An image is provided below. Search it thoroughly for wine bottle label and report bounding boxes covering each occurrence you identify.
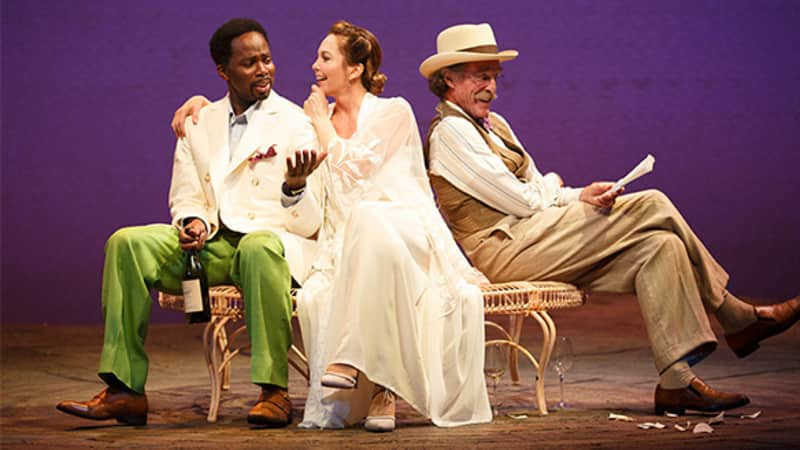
[182,279,204,313]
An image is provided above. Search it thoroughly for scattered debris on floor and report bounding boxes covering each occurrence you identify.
[674,421,691,432]
[637,422,666,429]
[608,413,635,422]
[606,410,763,436]
[693,423,714,434]
[740,410,762,419]
[708,411,725,425]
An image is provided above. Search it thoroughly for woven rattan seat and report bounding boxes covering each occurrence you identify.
[158,280,584,421]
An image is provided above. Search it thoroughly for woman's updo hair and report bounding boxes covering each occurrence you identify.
[329,20,387,95]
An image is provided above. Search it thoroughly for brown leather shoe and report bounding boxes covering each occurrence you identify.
[56,387,148,425]
[247,386,292,427]
[725,296,800,358]
[654,377,749,415]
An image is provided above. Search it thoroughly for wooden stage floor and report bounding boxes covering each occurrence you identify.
[2,293,798,449]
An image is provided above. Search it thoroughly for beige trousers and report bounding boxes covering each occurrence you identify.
[463,190,729,372]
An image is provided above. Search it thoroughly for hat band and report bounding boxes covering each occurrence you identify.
[459,44,499,54]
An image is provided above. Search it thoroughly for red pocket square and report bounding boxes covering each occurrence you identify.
[249,145,278,165]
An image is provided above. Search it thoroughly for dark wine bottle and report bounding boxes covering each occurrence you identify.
[183,249,211,323]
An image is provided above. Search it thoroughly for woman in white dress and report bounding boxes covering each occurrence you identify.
[292,20,491,432]
[169,20,491,432]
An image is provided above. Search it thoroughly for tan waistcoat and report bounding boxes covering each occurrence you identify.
[424,102,530,243]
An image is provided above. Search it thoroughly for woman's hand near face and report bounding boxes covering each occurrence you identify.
[303,85,329,124]
[171,95,212,138]
[303,84,338,154]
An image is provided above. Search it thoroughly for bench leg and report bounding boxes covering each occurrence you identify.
[203,316,229,423]
[484,337,542,416]
[529,311,557,416]
[507,315,525,385]
[218,326,231,391]
[288,345,309,382]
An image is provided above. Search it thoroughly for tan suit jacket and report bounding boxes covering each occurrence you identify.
[168,91,321,282]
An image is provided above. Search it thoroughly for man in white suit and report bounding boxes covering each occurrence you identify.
[57,18,323,428]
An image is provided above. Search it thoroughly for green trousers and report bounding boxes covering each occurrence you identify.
[97,224,293,393]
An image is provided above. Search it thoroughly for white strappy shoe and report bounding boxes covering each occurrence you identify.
[364,386,396,432]
[320,363,359,389]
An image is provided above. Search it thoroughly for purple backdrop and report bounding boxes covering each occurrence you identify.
[2,0,799,324]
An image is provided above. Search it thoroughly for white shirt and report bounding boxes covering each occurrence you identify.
[227,98,262,157]
[427,101,581,218]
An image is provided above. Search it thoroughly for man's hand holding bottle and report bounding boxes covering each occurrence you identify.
[179,218,207,250]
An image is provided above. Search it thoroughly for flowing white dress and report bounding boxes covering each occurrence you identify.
[297,93,491,428]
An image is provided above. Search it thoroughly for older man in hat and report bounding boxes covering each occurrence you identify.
[421,23,799,415]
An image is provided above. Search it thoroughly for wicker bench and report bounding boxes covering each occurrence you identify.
[157,286,308,422]
[158,281,584,422]
[481,281,586,415]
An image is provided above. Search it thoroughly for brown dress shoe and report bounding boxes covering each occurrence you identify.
[726,296,800,358]
[56,386,148,425]
[247,386,292,427]
[654,377,749,415]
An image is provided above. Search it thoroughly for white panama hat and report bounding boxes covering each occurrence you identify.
[419,23,518,79]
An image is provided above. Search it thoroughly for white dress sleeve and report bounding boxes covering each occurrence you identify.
[327,95,489,286]
[323,97,416,193]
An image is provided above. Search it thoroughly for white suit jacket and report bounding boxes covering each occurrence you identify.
[168,90,321,282]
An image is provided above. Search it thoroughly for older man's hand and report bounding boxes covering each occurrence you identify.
[579,182,623,209]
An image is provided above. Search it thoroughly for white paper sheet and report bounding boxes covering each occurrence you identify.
[611,154,655,193]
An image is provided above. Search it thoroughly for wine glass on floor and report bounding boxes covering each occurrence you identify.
[551,336,575,409]
[484,343,507,417]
